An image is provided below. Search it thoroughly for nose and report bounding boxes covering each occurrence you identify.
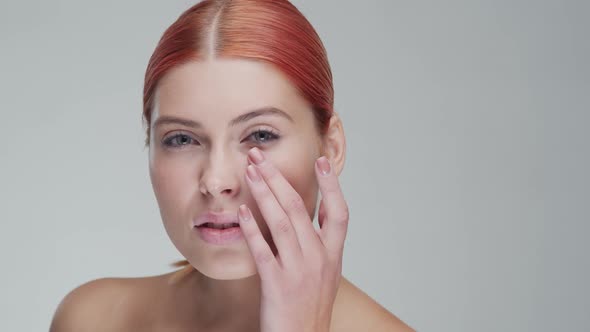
[199,146,241,199]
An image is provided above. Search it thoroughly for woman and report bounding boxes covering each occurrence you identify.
[50,0,414,331]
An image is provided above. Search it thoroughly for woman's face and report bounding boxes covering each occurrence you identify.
[148,58,324,280]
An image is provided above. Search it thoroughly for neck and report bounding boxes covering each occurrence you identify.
[166,265,261,331]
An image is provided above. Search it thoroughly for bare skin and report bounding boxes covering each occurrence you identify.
[49,58,415,331]
[50,269,415,332]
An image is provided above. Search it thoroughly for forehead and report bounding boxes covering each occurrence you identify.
[153,58,312,124]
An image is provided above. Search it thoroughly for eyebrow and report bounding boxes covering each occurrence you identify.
[153,106,294,129]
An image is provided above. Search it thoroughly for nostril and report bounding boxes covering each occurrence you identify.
[218,188,238,197]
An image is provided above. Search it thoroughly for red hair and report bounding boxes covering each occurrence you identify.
[143,0,334,146]
[142,0,335,269]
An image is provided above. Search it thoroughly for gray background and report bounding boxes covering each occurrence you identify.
[1,0,588,331]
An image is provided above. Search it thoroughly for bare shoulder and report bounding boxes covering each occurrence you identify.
[330,277,415,332]
[49,276,156,332]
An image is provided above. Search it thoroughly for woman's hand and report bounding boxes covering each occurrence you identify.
[238,147,349,332]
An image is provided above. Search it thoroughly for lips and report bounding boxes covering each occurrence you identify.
[193,211,240,228]
[199,222,239,229]
[193,211,243,245]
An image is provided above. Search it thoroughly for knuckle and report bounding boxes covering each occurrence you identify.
[324,181,341,195]
[276,216,292,233]
[342,204,350,221]
[335,206,350,227]
[254,250,274,265]
[286,196,306,214]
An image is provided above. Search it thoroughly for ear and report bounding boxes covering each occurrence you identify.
[320,111,346,176]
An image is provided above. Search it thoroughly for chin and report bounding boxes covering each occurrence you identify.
[188,252,259,280]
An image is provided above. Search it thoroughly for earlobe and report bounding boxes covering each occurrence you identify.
[321,111,346,176]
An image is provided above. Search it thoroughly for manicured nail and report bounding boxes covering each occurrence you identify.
[316,156,331,175]
[246,164,261,182]
[249,147,265,165]
[239,204,250,221]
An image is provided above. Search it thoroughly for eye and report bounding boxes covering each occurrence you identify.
[162,133,199,148]
[246,128,280,144]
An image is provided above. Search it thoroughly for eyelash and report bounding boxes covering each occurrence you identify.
[162,128,280,149]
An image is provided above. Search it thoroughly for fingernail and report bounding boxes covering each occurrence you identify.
[239,204,250,221]
[246,164,261,182]
[249,147,265,165]
[316,156,331,175]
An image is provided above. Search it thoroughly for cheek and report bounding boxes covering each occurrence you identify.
[266,136,322,212]
[272,154,320,217]
[149,155,196,216]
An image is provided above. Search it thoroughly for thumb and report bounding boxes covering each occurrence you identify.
[317,198,327,229]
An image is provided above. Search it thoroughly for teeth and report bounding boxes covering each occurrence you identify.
[205,223,239,229]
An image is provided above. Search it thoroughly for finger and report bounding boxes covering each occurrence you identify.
[315,156,349,256]
[248,147,322,258]
[238,204,279,280]
[317,198,327,229]
[245,163,302,267]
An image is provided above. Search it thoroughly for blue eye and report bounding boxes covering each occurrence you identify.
[163,133,198,148]
[162,129,279,149]
[247,129,279,144]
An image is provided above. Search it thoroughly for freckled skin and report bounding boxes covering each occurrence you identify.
[148,58,324,280]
